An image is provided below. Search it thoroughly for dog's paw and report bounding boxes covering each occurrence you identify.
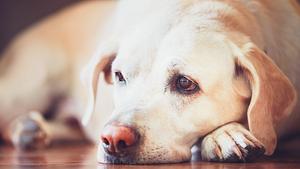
[10,111,50,150]
[200,123,265,162]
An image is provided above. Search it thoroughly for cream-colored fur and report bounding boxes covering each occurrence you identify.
[0,0,300,164]
[0,1,115,146]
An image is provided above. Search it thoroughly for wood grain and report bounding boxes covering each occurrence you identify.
[0,142,300,169]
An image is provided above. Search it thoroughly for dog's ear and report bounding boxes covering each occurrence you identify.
[235,43,297,155]
[90,53,116,87]
[81,52,116,126]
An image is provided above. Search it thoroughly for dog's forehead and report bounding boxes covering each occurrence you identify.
[111,0,185,74]
[114,25,234,83]
[112,2,235,81]
[113,17,173,76]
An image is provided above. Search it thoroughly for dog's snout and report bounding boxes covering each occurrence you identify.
[101,122,140,155]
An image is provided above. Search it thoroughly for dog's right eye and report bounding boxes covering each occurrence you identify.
[115,71,126,84]
[173,75,200,95]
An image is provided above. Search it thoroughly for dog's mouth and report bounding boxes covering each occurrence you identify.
[98,145,191,164]
[101,154,189,165]
[102,154,138,164]
[98,122,193,164]
[98,141,139,164]
[100,146,138,164]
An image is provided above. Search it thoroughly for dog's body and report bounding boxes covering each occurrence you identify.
[0,0,300,164]
[0,0,115,146]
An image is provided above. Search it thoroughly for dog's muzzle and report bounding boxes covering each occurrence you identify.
[100,122,140,164]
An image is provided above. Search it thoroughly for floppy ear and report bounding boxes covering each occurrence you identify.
[81,52,116,126]
[235,43,297,155]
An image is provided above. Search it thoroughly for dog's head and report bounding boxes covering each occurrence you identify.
[82,1,297,164]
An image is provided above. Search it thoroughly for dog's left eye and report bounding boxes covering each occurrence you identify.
[115,71,126,84]
[175,75,199,94]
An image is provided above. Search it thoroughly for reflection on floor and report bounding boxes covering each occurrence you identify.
[0,140,300,169]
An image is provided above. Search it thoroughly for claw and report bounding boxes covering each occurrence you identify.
[214,146,223,160]
[201,123,265,162]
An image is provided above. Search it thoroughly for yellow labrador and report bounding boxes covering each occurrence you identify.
[1,0,300,164]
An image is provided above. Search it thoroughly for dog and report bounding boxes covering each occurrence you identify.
[1,0,300,164]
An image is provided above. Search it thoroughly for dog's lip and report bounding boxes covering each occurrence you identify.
[99,142,135,162]
[103,149,128,158]
[100,153,137,164]
[99,146,192,164]
[99,154,190,165]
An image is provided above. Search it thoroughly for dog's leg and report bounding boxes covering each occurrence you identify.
[4,111,87,150]
[0,40,68,134]
[200,122,265,162]
[0,40,73,147]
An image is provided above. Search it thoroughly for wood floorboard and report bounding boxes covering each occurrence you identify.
[0,142,300,169]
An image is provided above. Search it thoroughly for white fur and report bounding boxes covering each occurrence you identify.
[0,0,299,164]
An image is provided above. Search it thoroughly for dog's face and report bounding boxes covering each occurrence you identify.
[96,27,251,164]
[84,1,296,164]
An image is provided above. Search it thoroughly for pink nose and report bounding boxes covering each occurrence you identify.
[101,123,139,154]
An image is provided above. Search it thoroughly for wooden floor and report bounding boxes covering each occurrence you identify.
[1,141,300,169]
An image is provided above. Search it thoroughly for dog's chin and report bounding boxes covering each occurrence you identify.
[97,145,191,164]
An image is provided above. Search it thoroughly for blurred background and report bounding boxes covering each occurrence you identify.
[0,0,80,54]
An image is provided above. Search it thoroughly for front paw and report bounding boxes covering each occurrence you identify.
[10,111,50,150]
[201,123,265,162]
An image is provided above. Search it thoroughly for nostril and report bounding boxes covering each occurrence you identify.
[101,136,116,154]
[117,140,127,150]
[101,137,110,146]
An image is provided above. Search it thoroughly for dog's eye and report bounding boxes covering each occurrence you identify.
[115,71,126,84]
[175,75,199,94]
